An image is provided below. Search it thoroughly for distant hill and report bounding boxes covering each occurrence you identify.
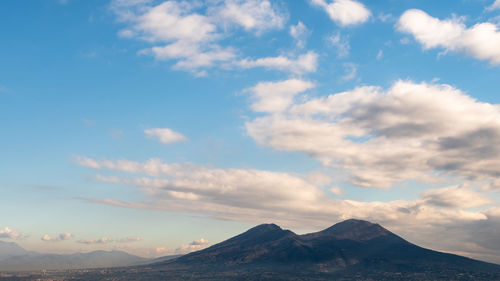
[0,241,28,260]
[0,242,149,271]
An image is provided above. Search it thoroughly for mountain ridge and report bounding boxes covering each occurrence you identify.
[144,219,500,280]
[0,242,149,272]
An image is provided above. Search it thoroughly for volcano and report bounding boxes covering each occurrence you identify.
[147,219,500,280]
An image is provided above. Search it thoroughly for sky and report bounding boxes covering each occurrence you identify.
[1,0,500,263]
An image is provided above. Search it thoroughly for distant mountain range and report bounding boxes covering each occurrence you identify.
[0,240,150,271]
[2,219,500,280]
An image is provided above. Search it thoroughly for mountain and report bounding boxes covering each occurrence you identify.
[144,219,500,280]
[0,241,28,260]
[0,242,149,271]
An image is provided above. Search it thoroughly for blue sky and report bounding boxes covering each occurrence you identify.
[2,0,500,262]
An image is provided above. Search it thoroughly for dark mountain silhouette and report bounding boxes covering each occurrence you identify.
[145,219,500,280]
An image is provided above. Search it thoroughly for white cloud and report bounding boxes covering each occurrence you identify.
[378,13,393,23]
[41,234,53,242]
[77,157,325,214]
[246,80,500,189]
[145,128,187,144]
[236,51,319,74]
[245,79,315,113]
[311,0,371,26]
[307,172,332,186]
[176,238,209,254]
[113,1,235,72]
[290,21,310,48]
[376,49,383,60]
[112,0,287,73]
[118,1,216,43]
[329,186,344,196]
[397,9,500,65]
[0,227,23,240]
[341,63,357,81]
[487,0,500,11]
[41,232,73,242]
[328,32,350,57]
[59,232,73,240]
[209,0,286,33]
[77,237,114,245]
[75,156,491,227]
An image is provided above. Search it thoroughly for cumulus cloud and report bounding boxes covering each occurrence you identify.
[112,0,286,73]
[176,238,209,254]
[41,232,73,242]
[246,80,500,189]
[290,21,310,48]
[0,227,23,240]
[145,128,187,144]
[245,79,315,113]
[397,9,500,65]
[118,1,236,73]
[209,0,286,33]
[311,0,371,26]
[236,51,318,74]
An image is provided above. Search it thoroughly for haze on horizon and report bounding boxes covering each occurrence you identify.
[1,0,500,266]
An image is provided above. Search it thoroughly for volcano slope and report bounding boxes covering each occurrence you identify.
[142,219,500,280]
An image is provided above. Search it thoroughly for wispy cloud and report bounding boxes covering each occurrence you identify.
[486,0,500,11]
[76,236,141,245]
[235,51,318,74]
[77,237,114,245]
[341,63,357,81]
[41,232,73,242]
[328,32,350,58]
[289,21,310,49]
